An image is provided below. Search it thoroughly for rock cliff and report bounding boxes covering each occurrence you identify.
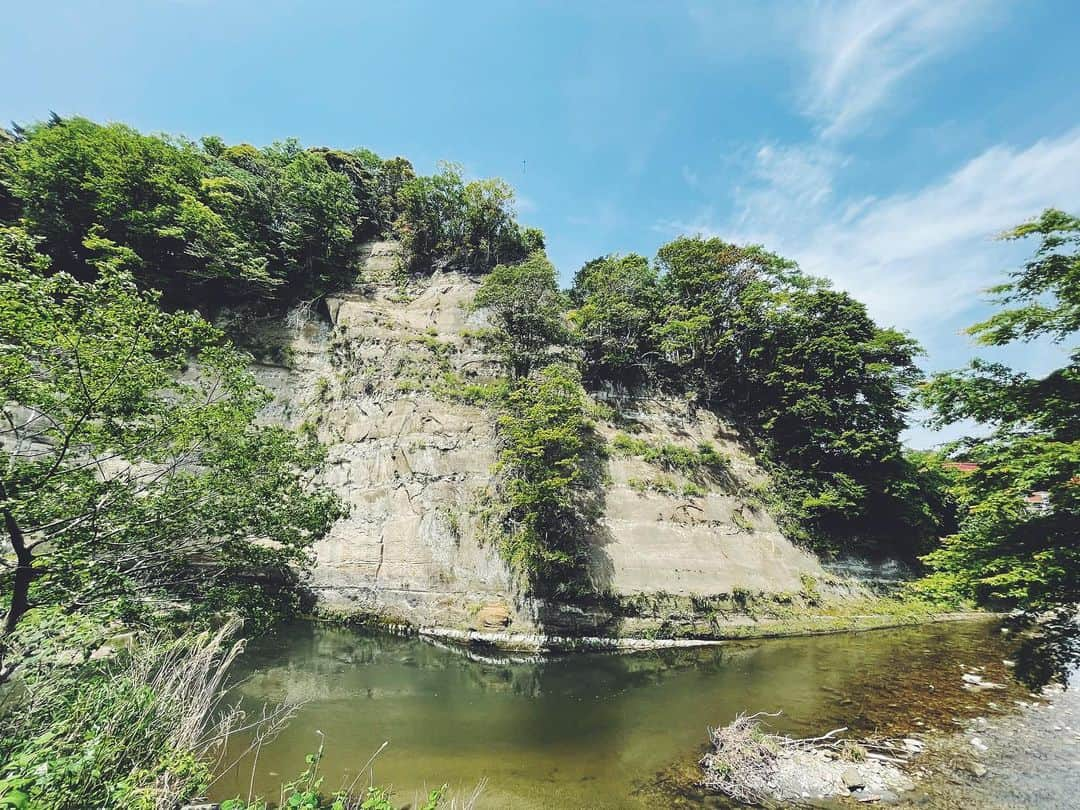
[248,242,829,636]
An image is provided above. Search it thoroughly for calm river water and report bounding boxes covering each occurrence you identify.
[213,620,1021,808]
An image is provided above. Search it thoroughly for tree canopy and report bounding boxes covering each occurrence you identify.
[0,226,343,680]
[569,237,928,555]
[0,117,538,311]
[917,209,1079,608]
[474,250,571,378]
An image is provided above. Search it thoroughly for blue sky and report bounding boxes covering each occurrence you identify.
[3,1,1078,446]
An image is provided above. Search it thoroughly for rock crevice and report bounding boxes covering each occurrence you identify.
[249,243,830,634]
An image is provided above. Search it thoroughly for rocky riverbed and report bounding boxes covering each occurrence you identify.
[896,673,1079,809]
[696,650,1078,807]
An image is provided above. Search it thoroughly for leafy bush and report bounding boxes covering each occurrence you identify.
[0,622,243,810]
[219,745,446,810]
[489,364,604,589]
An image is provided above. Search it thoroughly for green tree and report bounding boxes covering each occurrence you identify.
[7,117,272,300]
[570,236,930,556]
[918,209,1079,608]
[569,253,659,380]
[751,287,923,550]
[0,229,343,681]
[491,363,602,589]
[473,251,571,378]
[652,238,798,400]
[3,117,436,308]
[0,128,18,221]
[394,163,535,273]
[272,148,359,295]
[461,176,533,270]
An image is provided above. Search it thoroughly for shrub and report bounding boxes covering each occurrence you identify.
[0,622,245,810]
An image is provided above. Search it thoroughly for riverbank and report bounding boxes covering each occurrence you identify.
[315,595,990,652]
[897,674,1079,809]
[416,610,990,652]
[689,628,1078,808]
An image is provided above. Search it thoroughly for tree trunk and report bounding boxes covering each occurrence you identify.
[0,478,31,642]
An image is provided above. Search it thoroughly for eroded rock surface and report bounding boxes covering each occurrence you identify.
[249,242,830,634]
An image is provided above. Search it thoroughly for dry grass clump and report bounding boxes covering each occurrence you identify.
[699,712,785,804]
[700,712,916,805]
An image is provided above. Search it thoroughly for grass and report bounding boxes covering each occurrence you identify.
[627,475,708,499]
[611,433,730,480]
[607,588,975,642]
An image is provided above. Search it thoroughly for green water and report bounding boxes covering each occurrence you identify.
[214,621,1018,808]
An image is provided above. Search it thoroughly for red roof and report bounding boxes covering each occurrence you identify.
[944,461,980,473]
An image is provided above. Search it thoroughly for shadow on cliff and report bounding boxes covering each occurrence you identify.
[525,425,620,638]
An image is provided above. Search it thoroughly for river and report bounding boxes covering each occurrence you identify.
[213,620,1027,808]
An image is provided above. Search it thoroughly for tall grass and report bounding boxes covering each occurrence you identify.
[0,620,260,809]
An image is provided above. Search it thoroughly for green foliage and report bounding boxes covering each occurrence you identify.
[433,373,510,406]
[610,433,651,456]
[798,573,822,606]
[473,251,570,378]
[967,209,1079,345]
[394,162,539,273]
[1,116,537,310]
[0,623,238,810]
[748,287,924,553]
[569,253,659,379]
[917,210,1079,609]
[8,117,273,302]
[0,233,343,676]
[626,475,704,498]
[651,238,799,399]
[610,433,729,481]
[219,743,445,810]
[569,236,928,557]
[491,363,603,589]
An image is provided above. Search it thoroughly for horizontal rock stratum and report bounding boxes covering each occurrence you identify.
[249,241,835,636]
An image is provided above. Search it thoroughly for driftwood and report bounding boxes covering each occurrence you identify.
[700,712,918,805]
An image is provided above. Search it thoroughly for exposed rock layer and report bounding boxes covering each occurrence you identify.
[250,242,829,635]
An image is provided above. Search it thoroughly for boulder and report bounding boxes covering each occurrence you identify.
[842,766,866,790]
[474,602,512,630]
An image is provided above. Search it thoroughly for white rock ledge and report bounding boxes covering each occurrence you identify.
[418,626,724,652]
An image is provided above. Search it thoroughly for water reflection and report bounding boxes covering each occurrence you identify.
[1007,608,1080,690]
[216,621,1021,808]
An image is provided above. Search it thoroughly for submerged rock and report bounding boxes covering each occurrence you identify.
[843,766,867,789]
[966,761,989,778]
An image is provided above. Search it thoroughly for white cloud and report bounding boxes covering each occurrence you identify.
[660,130,1080,446]
[800,0,999,139]
[733,142,846,231]
[799,130,1080,329]
[679,129,1080,337]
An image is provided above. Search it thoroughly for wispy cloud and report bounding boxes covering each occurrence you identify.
[794,130,1080,329]
[732,142,846,230]
[664,128,1080,333]
[659,128,1080,447]
[800,0,999,139]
